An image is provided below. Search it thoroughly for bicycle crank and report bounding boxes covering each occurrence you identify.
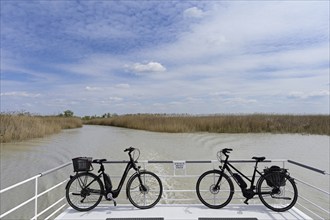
[107,193,117,206]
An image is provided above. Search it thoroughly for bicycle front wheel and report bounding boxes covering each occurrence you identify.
[126,171,163,209]
[196,170,234,209]
[66,172,104,211]
[257,172,298,212]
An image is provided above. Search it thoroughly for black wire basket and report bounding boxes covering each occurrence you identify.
[72,157,93,172]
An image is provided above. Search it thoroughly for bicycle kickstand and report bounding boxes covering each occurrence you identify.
[107,193,117,206]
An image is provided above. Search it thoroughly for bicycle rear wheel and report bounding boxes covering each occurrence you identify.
[126,171,163,209]
[66,172,104,211]
[257,172,298,212]
[196,170,234,209]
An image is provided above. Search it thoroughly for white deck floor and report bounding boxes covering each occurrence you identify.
[55,204,312,220]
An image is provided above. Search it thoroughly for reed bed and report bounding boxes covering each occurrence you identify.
[0,113,82,143]
[85,114,330,135]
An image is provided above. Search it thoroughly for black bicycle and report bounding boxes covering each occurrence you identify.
[196,148,298,212]
[65,147,163,211]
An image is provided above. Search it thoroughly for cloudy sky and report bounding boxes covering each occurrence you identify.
[1,1,329,116]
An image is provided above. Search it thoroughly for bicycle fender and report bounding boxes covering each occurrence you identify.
[65,175,74,189]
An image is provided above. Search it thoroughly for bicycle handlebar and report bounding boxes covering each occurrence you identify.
[222,148,233,154]
[124,147,136,153]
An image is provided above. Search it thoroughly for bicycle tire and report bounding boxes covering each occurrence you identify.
[257,172,298,212]
[196,170,234,209]
[66,172,104,211]
[126,171,163,209]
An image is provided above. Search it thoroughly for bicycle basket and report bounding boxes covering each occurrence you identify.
[264,165,286,187]
[72,157,93,172]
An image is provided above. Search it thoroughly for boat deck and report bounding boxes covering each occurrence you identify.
[55,204,312,220]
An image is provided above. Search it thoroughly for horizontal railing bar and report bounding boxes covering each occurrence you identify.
[186,160,213,163]
[288,160,327,175]
[102,159,279,164]
[32,197,66,220]
[295,178,330,195]
[221,160,272,163]
[0,174,40,194]
[45,204,67,220]
[162,199,196,201]
[298,194,330,214]
[0,193,36,219]
[163,190,196,192]
[1,162,71,194]
[37,179,68,198]
[296,201,324,220]
[148,161,175,163]
[40,162,72,176]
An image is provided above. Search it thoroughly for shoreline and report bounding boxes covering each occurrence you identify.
[84,114,330,136]
[1,113,329,143]
[0,114,82,143]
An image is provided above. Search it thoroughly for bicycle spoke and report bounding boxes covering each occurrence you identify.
[66,173,103,211]
[196,170,234,209]
[258,173,298,212]
[127,171,162,209]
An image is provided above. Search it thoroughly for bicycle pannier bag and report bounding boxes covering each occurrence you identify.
[72,157,92,172]
[263,165,286,187]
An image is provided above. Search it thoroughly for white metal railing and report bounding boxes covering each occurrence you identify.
[286,160,330,219]
[0,162,71,220]
[0,159,329,220]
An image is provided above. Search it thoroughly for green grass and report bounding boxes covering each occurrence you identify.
[84,114,330,135]
[0,113,82,143]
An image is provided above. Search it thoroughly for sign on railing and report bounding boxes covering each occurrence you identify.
[173,161,186,176]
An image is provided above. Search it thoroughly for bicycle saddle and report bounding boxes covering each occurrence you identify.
[252,156,266,162]
[93,159,107,163]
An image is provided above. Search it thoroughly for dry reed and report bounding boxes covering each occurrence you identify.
[85,114,330,135]
[0,113,82,143]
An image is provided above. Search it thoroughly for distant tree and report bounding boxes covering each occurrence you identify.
[63,110,74,117]
[82,116,91,120]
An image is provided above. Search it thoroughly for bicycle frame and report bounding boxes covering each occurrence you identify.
[77,154,144,200]
[215,151,271,204]
[220,160,263,190]
[104,160,139,198]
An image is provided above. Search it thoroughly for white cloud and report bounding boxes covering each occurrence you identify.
[223,98,257,105]
[184,7,204,18]
[131,62,166,74]
[288,90,330,99]
[115,83,130,89]
[85,86,102,91]
[63,54,125,76]
[0,91,41,98]
[1,1,328,115]
[109,96,123,101]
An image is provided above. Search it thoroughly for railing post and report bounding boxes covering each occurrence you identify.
[34,176,38,220]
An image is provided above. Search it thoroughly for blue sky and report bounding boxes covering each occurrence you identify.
[1,1,329,116]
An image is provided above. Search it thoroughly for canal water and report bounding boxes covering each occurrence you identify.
[1,125,329,219]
